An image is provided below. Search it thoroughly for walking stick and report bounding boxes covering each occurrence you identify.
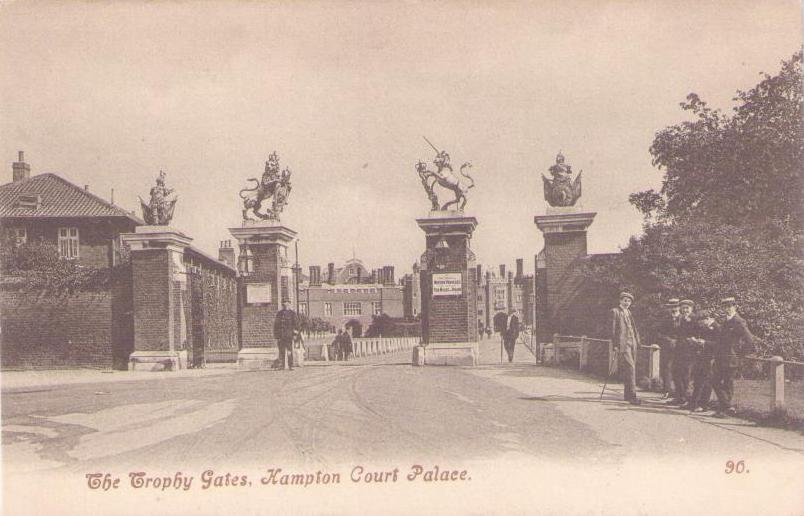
[600,350,619,401]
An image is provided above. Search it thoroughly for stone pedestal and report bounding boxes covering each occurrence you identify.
[534,210,596,336]
[415,211,479,366]
[121,226,193,371]
[229,221,297,369]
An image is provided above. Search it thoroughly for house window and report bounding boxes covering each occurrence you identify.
[6,227,26,246]
[58,227,79,259]
[344,302,361,316]
[372,301,382,316]
[324,302,332,316]
[299,302,308,316]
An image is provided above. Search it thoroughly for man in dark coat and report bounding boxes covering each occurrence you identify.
[656,298,681,399]
[712,297,756,418]
[341,329,354,361]
[687,315,717,412]
[669,299,695,406]
[503,309,520,363]
[273,300,297,370]
[610,291,641,405]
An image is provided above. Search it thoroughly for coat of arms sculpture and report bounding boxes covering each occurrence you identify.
[542,152,582,207]
[139,170,177,225]
[416,137,475,211]
[240,151,293,222]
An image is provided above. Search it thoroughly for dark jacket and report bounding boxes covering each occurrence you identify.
[656,315,681,351]
[273,308,297,342]
[716,314,755,366]
[675,316,697,361]
[505,314,520,342]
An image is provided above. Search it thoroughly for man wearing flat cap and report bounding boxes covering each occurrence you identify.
[610,291,641,405]
[656,298,681,399]
[712,297,756,418]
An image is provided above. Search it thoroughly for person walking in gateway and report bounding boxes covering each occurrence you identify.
[610,291,641,405]
[273,300,297,370]
[503,308,520,363]
[330,329,342,362]
[712,297,756,418]
[341,328,354,361]
[656,298,681,399]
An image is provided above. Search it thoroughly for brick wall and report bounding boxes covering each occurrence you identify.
[239,243,281,348]
[0,266,133,370]
[419,244,478,344]
[131,249,171,351]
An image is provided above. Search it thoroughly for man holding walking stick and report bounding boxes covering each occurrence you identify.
[609,291,642,405]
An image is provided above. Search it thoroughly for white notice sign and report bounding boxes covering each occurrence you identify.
[246,283,272,304]
[432,272,462,296]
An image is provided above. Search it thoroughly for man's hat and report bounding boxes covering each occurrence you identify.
[679,299,694,307]
[720,296,737,305]
[665,298,680,307]
[619,291,634,301]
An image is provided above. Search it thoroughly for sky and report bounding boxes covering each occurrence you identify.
[1,1,800,276]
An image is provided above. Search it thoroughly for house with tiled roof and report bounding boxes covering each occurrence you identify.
[0,152,142,268]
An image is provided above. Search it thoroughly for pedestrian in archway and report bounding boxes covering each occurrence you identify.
[503,308,520,363]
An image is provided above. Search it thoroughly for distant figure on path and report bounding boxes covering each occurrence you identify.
[610,292,641,405]
[341,329,354,361]
[503,309,520,363]
[273,300,297,370]
[330,330,342,361]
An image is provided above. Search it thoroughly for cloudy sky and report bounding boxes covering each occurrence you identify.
[1,1,800,275]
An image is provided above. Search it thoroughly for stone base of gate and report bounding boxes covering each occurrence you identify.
[416,342,478,366]
[237,347,279,369]
[128,350,188,371]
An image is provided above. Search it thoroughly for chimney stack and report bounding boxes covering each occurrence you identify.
[383,266,395,285]
[12,151,30,182]
[218,240,235,268]
[499,264,506,278]
[516,258,523,279]
[309,265,321,286]
[327,262,336,285]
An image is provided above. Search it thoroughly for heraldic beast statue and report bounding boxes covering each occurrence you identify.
[543,152,582,207]
[240,151,292,222]
[139,170,177,225]
[416,137,475,211]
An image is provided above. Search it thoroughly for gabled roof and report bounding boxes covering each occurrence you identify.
[0,173,143,224]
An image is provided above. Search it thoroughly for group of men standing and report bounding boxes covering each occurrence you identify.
[611,292,756,417]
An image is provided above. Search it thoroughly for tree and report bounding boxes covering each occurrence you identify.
[587,52,804,360]
[633,52,802,226]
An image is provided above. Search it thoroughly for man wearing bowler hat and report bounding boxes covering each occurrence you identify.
[610,291,641,405]
[712,297,756,418]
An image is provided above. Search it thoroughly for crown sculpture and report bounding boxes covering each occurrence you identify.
[240,151,293,221]
[542,152,582,207]
[416,136,475,211]
[139,170,177,225]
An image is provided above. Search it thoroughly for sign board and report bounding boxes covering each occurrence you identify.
[432,272,462,297]
[246,282,272,304]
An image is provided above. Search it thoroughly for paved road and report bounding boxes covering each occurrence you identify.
[3,339,804,515]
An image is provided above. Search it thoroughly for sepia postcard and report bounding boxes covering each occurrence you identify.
[1,1,802,514]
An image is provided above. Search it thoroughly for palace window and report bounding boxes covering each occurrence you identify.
[299,302,308,316]
[344,302,362,316]
[372,301,382,316]
[58,227,79,259]
[324,302,332,316]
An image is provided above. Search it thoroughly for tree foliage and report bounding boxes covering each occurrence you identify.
[1,240,120,295]
[633,52,802,225]
[589,52,804,360]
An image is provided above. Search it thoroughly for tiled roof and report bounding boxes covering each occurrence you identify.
[0,173,143,223]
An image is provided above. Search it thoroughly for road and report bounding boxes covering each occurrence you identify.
[3,339,804,515]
